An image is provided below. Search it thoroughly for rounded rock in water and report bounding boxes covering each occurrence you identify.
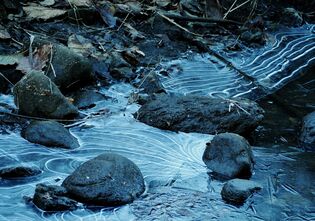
[62,153,145,206]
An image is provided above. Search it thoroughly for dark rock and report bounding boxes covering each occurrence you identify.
[202,133,254,179]
[299,111,315,151]
[0,166,41,179]
[21,120,79,149]
[135,94,264,135]
[33,184,77,211]
[33,38,94,92]
[240,29,266,45]
[136,72,165,94]
[110,67,136,82]
[62,153,145,206]
[281,8,304,27]
[13,71,79,119]
[221,179,262,204]
[69,90,107,109]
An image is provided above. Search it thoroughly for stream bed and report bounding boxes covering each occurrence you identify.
[0,24,315,220]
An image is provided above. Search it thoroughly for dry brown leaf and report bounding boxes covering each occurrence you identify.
[23,5,66,20]
[40,0,55,6]
[16,44,52,73]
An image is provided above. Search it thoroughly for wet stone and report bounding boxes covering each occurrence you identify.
[21,120,79,149]
[0,166,41,179]
[202,133,254,179]
[62,153,145,206]
[299,111,315,151]
[221,179,262,205]
[13,71,79,119]
[136,93,264,135]
[33,183,78,212]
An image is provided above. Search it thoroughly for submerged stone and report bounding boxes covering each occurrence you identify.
[0,166,41,179]
[221,179,262,204]
[62,153,145,206]
[202,133,254,179]
[299,111,315,151]
[21,120,79,149]
[136,94,264,135]
[33,184,78,211]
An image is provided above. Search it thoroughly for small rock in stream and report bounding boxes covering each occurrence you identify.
[221,179,262,205]
[62,153,145,206]
[69,89,107,110]
[0,166,41,179]
[135,93,264,135]
[202,133,254,179]
[33,184,78,211]
[299,111,315,151]
[21,120,79,149]
[13,71,79,119]
[281,8,304,27]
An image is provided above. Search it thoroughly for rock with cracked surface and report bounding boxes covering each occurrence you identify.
[136,93,264,135]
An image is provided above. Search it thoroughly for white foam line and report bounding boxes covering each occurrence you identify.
[260,45,315,81]
[252,41,315,78]
[272,56,315,89]
[242,34,309,68]
[244,36,315,73]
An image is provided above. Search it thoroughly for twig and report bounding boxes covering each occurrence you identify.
[157,12,203,37]
[0,72,14,86]
[117,12,130,31]
[223,0,238,19]
[159,12,242,26]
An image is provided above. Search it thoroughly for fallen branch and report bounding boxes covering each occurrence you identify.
[157,12,203,37]
[158,12,242,26]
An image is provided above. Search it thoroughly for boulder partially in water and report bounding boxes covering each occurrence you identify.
[221,179,262,205]
[22,120,79,149]
[33,184,78,211]
[13,71,79,119]
[135,94,264,135]
[62,153,145,206]
[281,8,304,27]
[0,166,41,179]
[299,111,315,151]
[202,133,254,179]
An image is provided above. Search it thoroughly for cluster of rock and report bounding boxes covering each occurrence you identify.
[0,37,146,211]
[33,153,145,211]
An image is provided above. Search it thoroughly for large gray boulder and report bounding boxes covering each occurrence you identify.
[21,121,79,149]
[221,179,262,204]
[135,94,264,135]
[299,111,315,151]
[33,184,78,211]
[202,133,254,179]
[62,153,145,206]
[13,71,79,119]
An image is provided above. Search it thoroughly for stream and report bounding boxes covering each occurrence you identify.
[0,24,315,220]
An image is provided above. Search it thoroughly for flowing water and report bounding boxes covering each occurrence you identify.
[0,24,315,220]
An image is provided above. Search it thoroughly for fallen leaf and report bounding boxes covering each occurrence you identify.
[68,34,95,55]
[68,0,92,7]
[0,54,23,66]
[16,44,52,73]
[23,5,67,20]
[40,0,55,6]
[124,23,145,40]
[0,25,11,39]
